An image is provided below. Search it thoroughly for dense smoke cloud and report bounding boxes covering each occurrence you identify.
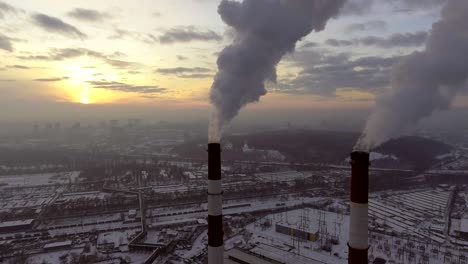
[209,0,345,142]
[357,0,468,150]
[342,0,446,15]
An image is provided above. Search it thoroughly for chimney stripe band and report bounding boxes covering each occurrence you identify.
[349,202,369,249]
[350,152,369,204]
[348,245,368,263]
[208,246,223,264]
[208,195,223,216]
[208,179,222,193]
[208,214,223,247]
[207,191,223,195]
[208,143,221,181]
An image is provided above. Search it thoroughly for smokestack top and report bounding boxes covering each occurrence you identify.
[208,143,221,181]
[350,150,369,204]
[350,151,370,165]
[208,142,221,148]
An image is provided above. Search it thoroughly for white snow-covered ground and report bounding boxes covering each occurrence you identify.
[255,171,311,183]
[0,171,81,187]
[0,192,55,209]
[46,222,141,237]
[144,230,164,244]
[175,229,207,260]
[148,195,326,223]
[59,191,110,202]
[246,208,349,264]
[245,206,468,264]
[24,248,150,264]
[40,213,123,228]
[97,229,137,248]
[25,248,84,264]
[449,188,468,248]
[369,188,453,244]
[344,152,398,163]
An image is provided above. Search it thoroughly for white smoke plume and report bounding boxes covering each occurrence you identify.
[209,0,346,143]
[357,0,468,150]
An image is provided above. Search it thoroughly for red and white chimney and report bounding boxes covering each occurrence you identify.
[208,143,223,263]
[348,151,369,264]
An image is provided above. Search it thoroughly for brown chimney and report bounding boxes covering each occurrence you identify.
[348,151,369,264]
[208,143,223,263]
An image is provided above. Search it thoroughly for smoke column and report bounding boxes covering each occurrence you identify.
[209,0,346,143]
[357,0,468,150]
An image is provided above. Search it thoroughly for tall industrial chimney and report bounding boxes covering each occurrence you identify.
[348,151,369,264]
[207,143,223,263]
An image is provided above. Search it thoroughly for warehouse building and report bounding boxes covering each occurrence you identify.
[0,219,35,233]
[275,222,319,241]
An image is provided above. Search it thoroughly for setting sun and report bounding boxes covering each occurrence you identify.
[79,96,91,105]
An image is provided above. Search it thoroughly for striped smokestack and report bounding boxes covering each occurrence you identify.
[207,143,223,263]
[348,151,369,264]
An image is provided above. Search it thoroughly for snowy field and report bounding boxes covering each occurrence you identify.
[22,247,150,264]
[40,212,123,229]
[0,171,81,187]
[369,188,453,244]
[255,171,311,183]
[46,222,141,237]
[58,191,111,202]
[450,188,468,249]
[147,195,327,223]
[174,229,207,260]
[244,207,468,264]
[0,192,55,209]
[25,248,84,264]
[246,208,349,264]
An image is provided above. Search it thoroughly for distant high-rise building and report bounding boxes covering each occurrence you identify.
[128,118,141,128]
[72,122,81,131]
[54,122,61,131]
[99,121,108,128]
[183,130,191,143]
[110,120,119,127]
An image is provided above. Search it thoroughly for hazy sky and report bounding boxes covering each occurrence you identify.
[0,0,465,123]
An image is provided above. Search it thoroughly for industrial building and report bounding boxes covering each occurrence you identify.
[455,221,468,240]
[275,222,319,242]
[43,241,72,252]
[97,232,129,253]
[225,248,274,264]
[0,219,35,233]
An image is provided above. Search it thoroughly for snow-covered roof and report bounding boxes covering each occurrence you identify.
[460,219,468,233]
[183,171,196,179]
[43,240,72,249]
[197,219,208,225]
[150,218,200,228]
[276,221,318,234]
[97,232,129,247]
[0,219,34,228]
[251,243,323,264]
[225,248,273,264]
